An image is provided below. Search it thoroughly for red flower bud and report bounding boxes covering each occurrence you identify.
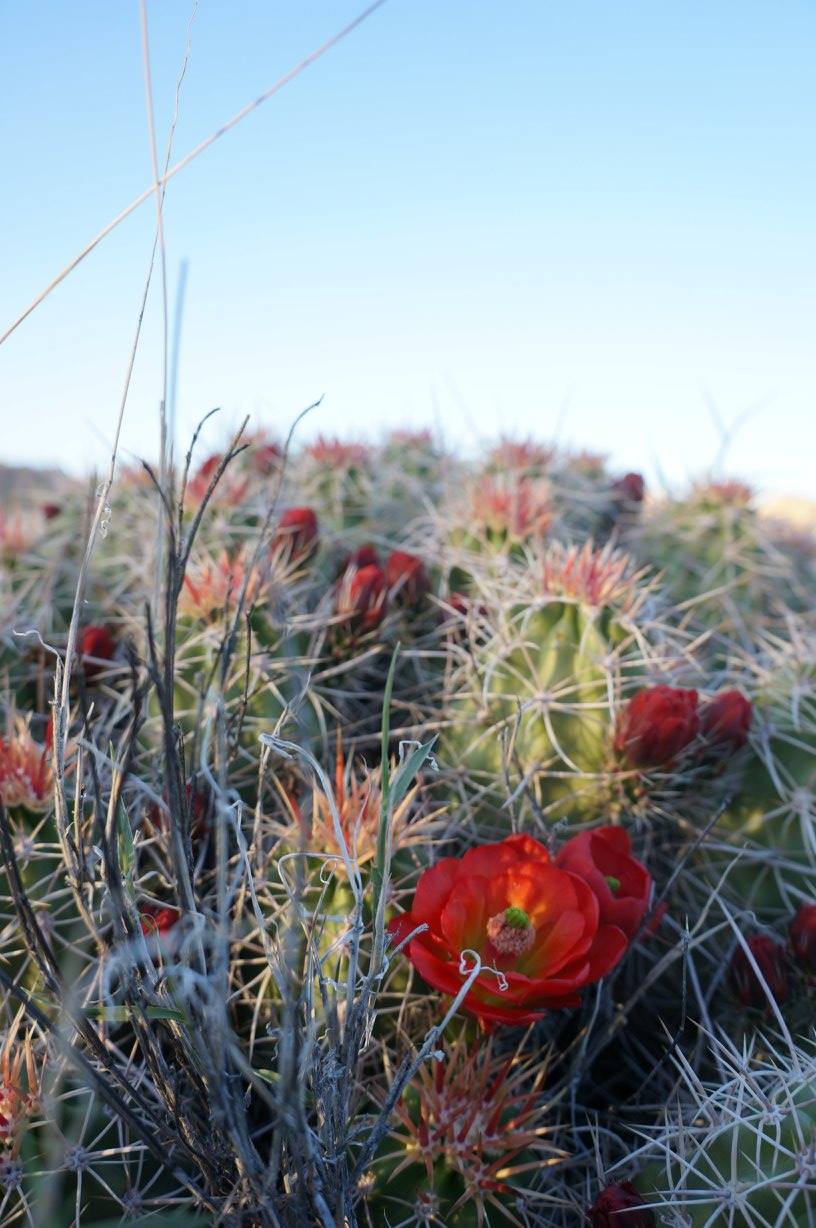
[589,1181,655,1227]
[729,935,789,1008]
[612,473,646,505]
[274,507,318,561]
[252,441,282,475]
[447,591,471,617]
[194,452,221,482]
[789,904,816,973]
[384,549,429,606]
[555,826,653,941]
[140,905,180,936]
[42,503,62,521]
[186,452,248,506]
[337,544,380,577]
[700,689,752,750]
[336,564,387,632]
[79,625,116,681]
[614,686,699,769]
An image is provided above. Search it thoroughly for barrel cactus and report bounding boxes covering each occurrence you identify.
[441,541,676,825]
[635,1035,816,1226]
[633,479,814,659]
[706,626,816,917]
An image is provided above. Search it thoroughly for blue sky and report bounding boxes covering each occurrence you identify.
[1,1,814,493]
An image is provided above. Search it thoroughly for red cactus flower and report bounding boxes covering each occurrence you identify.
[384,549,429,605]
[589,1181,655,1227]
[388,832,645,1027]
[700,689,753,750]
[274,507,318,561]
[729,935,789,1008]
[612,473,646,505]
[554,826,653,941]
[614,685,700,769]
[140,904,180,936]
[79,625,116,680]
[42,502,62,521]
[789,904,816,973]
[336,563,387,633]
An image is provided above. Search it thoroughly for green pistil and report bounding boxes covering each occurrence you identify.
[605,875,621,894]
[504,906,530,929]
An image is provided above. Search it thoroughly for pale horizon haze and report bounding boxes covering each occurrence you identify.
[1,1,814,496]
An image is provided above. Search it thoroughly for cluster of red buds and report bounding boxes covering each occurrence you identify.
[272,506,319,564]
[614,685,753,770]
[789,903,816,972]
[729,903,816,1008]
[333,544,429,634]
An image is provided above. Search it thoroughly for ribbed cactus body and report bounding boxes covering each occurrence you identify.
[640,1052,816,1225]
[444,595,628,823]
[636,486,812,659]
[714,639,816,914]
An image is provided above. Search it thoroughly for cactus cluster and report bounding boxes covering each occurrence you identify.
[1,427,815,1225]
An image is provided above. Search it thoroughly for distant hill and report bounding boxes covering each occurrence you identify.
[0,463,74,505]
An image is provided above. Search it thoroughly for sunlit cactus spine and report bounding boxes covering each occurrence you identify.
[268,734,445,918]
[633,478,814,658]
[448,470,555,560]
[635,1034,816,1226]
[709,625,816,916]
[166,518,329,759]
[441,541,673,825]
[0,497,90,709]
[295,436,375,530]
[366,1032,565,1227]
[372,432,450,531]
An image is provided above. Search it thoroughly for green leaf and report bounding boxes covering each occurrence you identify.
[372,643,401,917]
[389,737,438,815]
[116,799,136,902]
[85,1005,186,1023]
